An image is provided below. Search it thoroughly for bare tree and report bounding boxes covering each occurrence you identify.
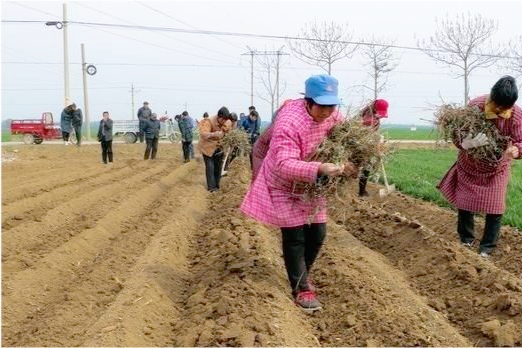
[418,13,503,105]
[507,35,522,78]
[288,21,357,74]
[256,53,287,118]
[361,37,399,100]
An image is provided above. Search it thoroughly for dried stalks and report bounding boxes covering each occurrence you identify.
[434,104,509,162]
[299,118,388,201]
[221,128,252,154]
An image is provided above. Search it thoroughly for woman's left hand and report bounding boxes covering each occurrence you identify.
[505,145,520,159]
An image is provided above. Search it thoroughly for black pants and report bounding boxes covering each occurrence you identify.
[62,131,70,141]
[189,142,195,159]
[203,149,224,191]
[281,223,326,296]
[73,124,82,145]
[457,209,502,253]
[101,140,113,163]
[359,169,370,195]
[144,137,159,160]
[138,121,145,143]
[182,141,192,162]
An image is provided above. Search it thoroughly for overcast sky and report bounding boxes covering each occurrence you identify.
[1,0,521,125]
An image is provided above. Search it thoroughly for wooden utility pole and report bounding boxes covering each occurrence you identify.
[81,43,90,140]
[242,47,288,109]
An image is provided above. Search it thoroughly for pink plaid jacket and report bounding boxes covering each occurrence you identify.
[438,95,522,214]
[241,99,343,227]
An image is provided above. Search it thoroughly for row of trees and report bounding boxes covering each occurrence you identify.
[256,13,522,114]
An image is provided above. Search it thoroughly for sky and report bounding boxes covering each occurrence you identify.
[1,0,521,126]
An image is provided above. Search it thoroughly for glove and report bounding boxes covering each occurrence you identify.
[461,132,489,150]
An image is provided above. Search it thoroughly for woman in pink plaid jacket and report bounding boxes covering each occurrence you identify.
[241,74,357,313]
[438,76,522,257]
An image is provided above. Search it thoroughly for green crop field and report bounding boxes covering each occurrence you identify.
[381,125,437,140]
[2,130,12,142]
[384,148,522,230]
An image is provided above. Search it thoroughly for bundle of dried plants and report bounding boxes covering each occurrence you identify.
[221,128,252,154]
[298,118,388,201]
[434,104,510,162]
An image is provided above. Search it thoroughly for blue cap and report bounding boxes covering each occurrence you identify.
[305,74,340,105]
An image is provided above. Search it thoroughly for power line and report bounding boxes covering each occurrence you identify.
[136,2,245,53]
[3,19,517,59]
[56,21,522,60]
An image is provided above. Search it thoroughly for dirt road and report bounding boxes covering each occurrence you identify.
[2,143,521,346]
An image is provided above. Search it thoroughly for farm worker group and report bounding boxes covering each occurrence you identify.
[438,75,522,257]
[239,73,521,314]
[58,74,521,314]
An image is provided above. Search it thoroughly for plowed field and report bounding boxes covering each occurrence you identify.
[2,143,521,346]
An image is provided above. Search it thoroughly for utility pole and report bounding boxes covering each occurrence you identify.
[242,47,287,112]
[130,84,141,120]
[81,43,91,140]
[63,3,70,106]
[242,47,255,106]
[275,46,287,109]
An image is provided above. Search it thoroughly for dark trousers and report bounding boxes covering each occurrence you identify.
[144,137,159,160]
[189,143,195,159]
[359,169,370,195]
[182,141,192,162]
[203,149,224,191]
[101,140,113,163]
[281,223,326,296]
[458,209,502,253]
[73,124,82,145]
[138,120,145,143]
[62,131,70,141]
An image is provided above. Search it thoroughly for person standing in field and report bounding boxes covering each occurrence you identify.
[198,106,233,192]
[137,101,152,144]
[240,109,261,169]
[176,111,194,163]
[60,102,74,145]
[241,74,357,312]
[97,111,113,164]
[357,99,389,196]
[143,112,161,160]
[438,75,522,257]
[70,103,83,146]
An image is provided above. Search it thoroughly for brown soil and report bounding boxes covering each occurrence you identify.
[2,143,521,346]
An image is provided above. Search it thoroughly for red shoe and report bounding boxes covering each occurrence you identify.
[294,290,322,312]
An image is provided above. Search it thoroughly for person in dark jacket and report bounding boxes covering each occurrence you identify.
[241,109,261,169]
[60,103,74,145]
[175,111,194,163]
[241,110,261,144]
[137,101,152,143]
[70,103,83,146]
[97,111,113,164]
[143,113,161,160]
